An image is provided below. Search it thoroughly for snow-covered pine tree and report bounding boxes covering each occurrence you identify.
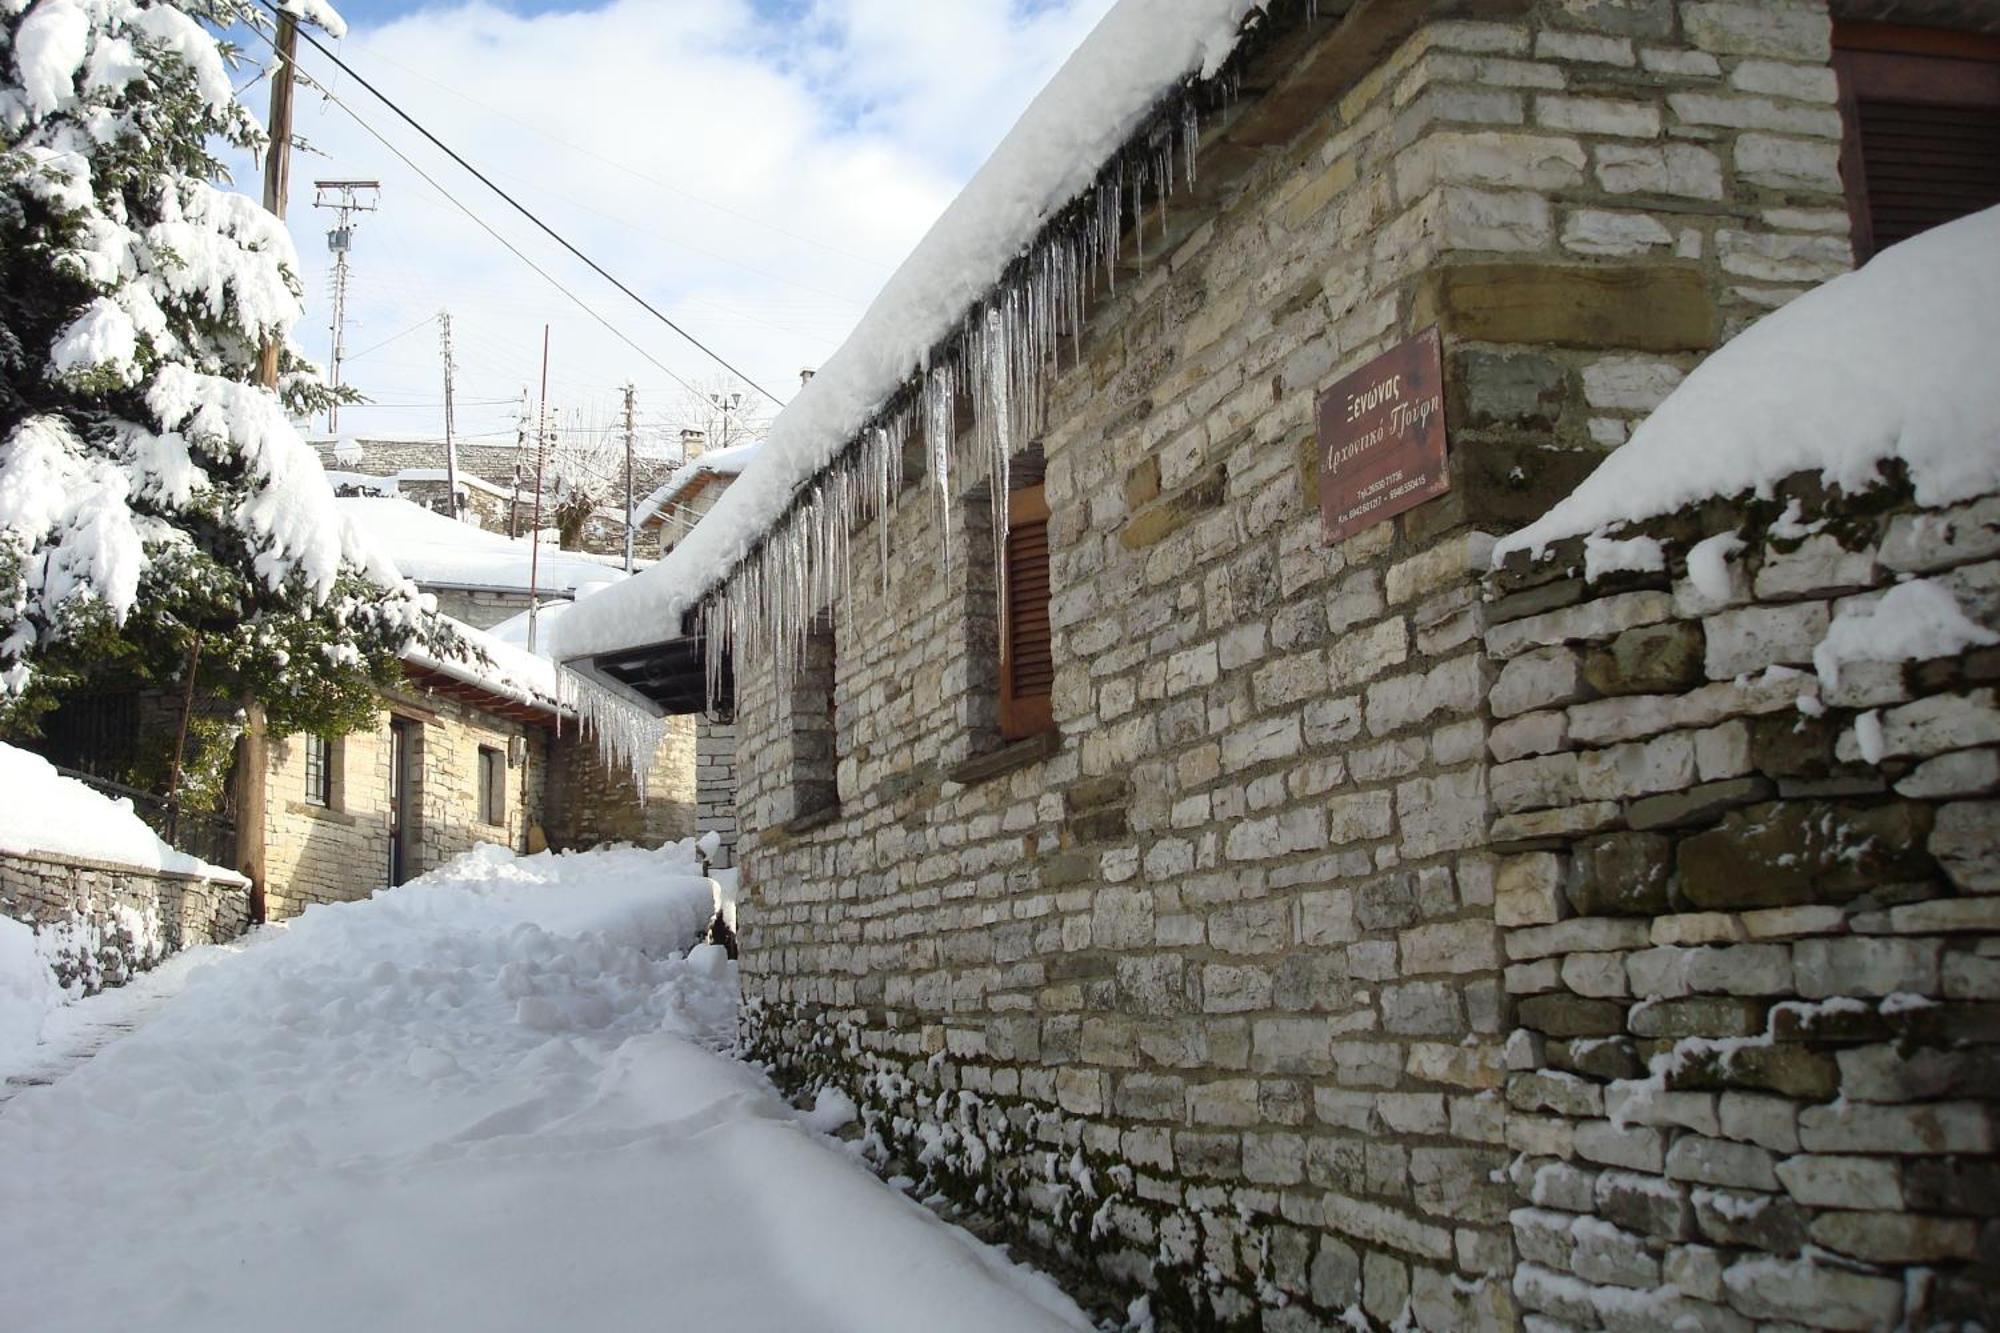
[0,0,432,738]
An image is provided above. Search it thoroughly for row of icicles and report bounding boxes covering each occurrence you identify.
[694,93,1211,730]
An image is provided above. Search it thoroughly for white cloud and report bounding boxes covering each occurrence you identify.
[261,0,1117,451]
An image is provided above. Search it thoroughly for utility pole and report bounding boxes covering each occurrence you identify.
[509,386,528,537]
[238,10,303,925]
[622,384,637,573]
[527,325,550,654]
[439,310,461,519]
[313,179,380,432]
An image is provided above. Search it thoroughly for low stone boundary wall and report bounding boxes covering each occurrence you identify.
[1,850,250,994]
[1485,474,1999,1329]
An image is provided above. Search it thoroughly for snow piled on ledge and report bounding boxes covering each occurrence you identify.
[554,0,1263,663]
[1495,205,2000,563]
[0,742,245,883]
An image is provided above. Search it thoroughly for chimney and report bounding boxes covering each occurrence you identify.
[680,427,706,460]
[799,367,816,387]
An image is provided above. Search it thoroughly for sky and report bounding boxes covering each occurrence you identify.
[248,0,1118,453]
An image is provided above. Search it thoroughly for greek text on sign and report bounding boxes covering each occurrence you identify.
[1317,325,1449,546]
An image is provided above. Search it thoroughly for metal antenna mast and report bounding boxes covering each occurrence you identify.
[313,179,380,432]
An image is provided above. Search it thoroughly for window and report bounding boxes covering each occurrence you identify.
[304,734,333,807]
[1835,23,2000,262]
[479,745,506,826]
[999,483,1054,740]
[787,612,838,822]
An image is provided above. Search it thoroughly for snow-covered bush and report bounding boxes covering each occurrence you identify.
[0,0,431,738]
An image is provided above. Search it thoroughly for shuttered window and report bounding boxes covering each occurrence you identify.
[1835,24,2000,262]
[999,484,1054,740]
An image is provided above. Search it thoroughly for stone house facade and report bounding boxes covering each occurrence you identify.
[687,2,2000,1330]
[260,669,695,921]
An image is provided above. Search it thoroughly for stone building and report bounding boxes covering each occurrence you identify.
[562,1,2000,1328]
[258,625,696,920]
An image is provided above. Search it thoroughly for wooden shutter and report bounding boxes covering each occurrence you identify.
[999,484,1054,740]
[1835,25,2000,261]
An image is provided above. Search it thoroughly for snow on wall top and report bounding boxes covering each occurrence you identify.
[554,0,1263,663]
[338,496,632,595]
[0,742,247,884]
[1495,206,2000,563]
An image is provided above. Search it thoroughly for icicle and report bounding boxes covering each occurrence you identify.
[559,665,669,798]
[1182,99,1200,190]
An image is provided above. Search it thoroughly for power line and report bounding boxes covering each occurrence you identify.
[256,1,786,409]
[271,56,717,408]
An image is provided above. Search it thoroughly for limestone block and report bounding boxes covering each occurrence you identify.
[1576,732,1697,801]
[1682,4,1831,61]
[1734,132,1842,192]
[1493,647,1587,719]
[1491,710,1568,763]
[1703,601,1827,677]
[1575,1119,1665,1172]
[1536,94,1658,138]
[1397,768,1489,858]
[1793,937,1941,999]
[1754,533,1877,598]
[1721,1253,1901,1330]
[1534,29,1634,64]
[1496,851,1566,927]
[1490,591,1676,659]
[1808,1212,1978,1264]
[1879,496,2000,573]
[1594,141,1722,198]
[1773,1154,1902,1210]
[1895,748,2000,799]
[1596,1169,1693,1241]
[1931,799,2000,893]
[1798,1100,1993,1155]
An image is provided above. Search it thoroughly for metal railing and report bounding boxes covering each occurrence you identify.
[53,766,238,873]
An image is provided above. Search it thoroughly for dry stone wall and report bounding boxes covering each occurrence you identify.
[1486,475,2000,1331]
[543,715,697,850]
[1,852,248,993]
[729,2,1996,1330]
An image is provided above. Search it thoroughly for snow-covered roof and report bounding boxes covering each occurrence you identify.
[0,743,247,884]
[338,496,632,596]
[405,614,567,719]
[554,0,1262,664]
[635,440,763,528]
[1495,206,2000,562]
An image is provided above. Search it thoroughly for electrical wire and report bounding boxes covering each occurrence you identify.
[256,1,786,409]
[278,63,717,407]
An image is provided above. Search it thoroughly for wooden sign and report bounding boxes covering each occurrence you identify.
[1317,325,1449,545]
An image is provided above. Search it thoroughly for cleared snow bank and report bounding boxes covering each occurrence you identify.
[0,840,1090,1333]
[1496,206,2000,562]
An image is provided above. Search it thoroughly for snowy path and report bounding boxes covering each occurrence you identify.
[0,937,251,1106]
[0,843,1091,1333]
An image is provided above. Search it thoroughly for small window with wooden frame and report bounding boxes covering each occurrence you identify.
[478,745,506,826]
[999,483,1055,740]
[304,734,336,808]
[786,611,839,824]
[1834,23,2000,264]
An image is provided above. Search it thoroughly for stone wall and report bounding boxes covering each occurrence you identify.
[1486,476,2000,1330]
[1,851,249,992]
[429,587,564,631]
[728,2,1993,1330]
[543,715,698,850]
[263,686,550,919]
[697,716,738,868]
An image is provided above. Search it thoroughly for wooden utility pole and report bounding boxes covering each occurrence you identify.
[440,310,461,518]
[526,325,550,654]
[238,10,301,923]
[622,384,637,573]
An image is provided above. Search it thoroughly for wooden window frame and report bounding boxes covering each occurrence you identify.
[478,744,506,826]
[304,734,334,808]
[999,483,1055,741]
[1833,22,2000,262]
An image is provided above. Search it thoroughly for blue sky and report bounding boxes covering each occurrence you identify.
[268,0,1115,445]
